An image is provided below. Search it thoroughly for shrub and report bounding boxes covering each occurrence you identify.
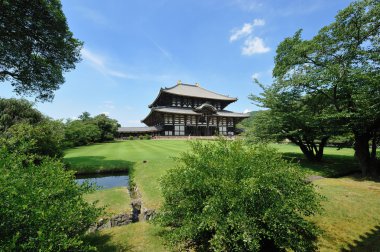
[0,120,65,159]
[156,140,322,251]
[139,135,144,140]
[0,148,102,251]
[144,134,152,140]
[0,98,43,132]
[64,120,101,147]
[128,136,134,140]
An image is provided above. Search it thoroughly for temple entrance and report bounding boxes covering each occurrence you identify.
[197,126,216,136]
[185,126,216,136]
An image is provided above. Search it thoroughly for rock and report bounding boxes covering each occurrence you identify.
[143,208,156,221]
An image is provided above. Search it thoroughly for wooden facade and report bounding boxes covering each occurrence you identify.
[139,83,249,137]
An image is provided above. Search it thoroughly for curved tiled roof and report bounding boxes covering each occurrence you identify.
[149,83,237,108]
[163,84,237,101]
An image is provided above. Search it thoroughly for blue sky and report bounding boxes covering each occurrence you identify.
[1,0,353,126]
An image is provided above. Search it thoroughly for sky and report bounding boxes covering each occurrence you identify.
[1,0,353,126]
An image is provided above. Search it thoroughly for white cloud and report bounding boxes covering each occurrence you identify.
[81,48,135,79]
[76,6,108,25]
[251,72,260,80]
[243,108,252,113]
[230,19,265,42]
[231,0,263,12]
[242,37,270,55]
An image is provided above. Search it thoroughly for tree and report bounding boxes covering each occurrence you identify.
[249,81,342,162]
[0,0,82,101]
[93,114,119,142]
[1,119,65,159]
[64,120,101,147]
[0,98,43,131]
[78,111,92,121]
[273,0,380,175]
[156,140,321,251]
[0,146,102,251]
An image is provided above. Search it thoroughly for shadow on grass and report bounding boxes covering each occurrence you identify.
[281,152,360,177]
[85,232,134,252]
[341,225,380,252]
[64,156,134,175]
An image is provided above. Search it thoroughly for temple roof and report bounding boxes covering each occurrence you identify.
[149,83,237,108]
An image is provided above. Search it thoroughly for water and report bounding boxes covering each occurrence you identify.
[76,173,129,189]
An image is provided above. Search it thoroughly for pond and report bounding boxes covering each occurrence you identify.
[76,173,129,189]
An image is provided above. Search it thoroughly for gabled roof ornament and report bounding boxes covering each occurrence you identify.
[195,82,200,87]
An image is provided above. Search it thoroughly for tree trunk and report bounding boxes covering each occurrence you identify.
[315,137,329,162]
[298,143,317,162]
[354,133,372,176]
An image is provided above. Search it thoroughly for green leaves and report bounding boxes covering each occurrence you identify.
[0,0,82,101]
[0,148,102,251]
[156,140,322,251]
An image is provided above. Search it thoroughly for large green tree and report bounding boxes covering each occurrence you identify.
[0,0,82,101]
[273,0,380,176]
[0,98,43,131]
[249,82,342,162]
[156,140,321,251]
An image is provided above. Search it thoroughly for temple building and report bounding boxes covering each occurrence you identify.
[118,82,249,137]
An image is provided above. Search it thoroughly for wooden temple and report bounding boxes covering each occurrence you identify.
[118,82,249,137]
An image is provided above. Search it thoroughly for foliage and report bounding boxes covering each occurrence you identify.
[139,135,144,140]
[93,114,119,142]
[0,119,65,159]
[249,83,342,162]
[64,113,119,147]
[0,147,102,251]
[272,0,380,175]
[0,98,43,131]
[144,134,152,140]
[0,0,82,101]
[64,120,101,147]
[156,140,322,251]
[128,136,134,140]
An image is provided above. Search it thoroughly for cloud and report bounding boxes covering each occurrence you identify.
[231,0,263,12]
[243,108,252,113]
[242,37,270,55]
[81,48,135,79]
[76,6,108,25]
[229,19,265,42]
[251,72,260,80]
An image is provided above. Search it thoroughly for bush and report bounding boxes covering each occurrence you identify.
[0,98,43,132]
[144,134,152,140]
[156,140,322,251]
[0,148,102,251]
[128,136,134,140]
[139,135,144,140]
[64,120,101,147]
[0,120,65,159]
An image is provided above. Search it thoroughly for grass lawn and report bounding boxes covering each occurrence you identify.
[66,140,380,251]
[64,140,189,174]
[313,176,380,251]
[84,187,131,217]
[85,222,167,252]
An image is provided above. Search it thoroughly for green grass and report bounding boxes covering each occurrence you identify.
[64,140,380,251]
[64,140,189,174]
[313,177,380,251]
[84,187,131,217]
[271,143,359,177]
[85,222,167,252]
